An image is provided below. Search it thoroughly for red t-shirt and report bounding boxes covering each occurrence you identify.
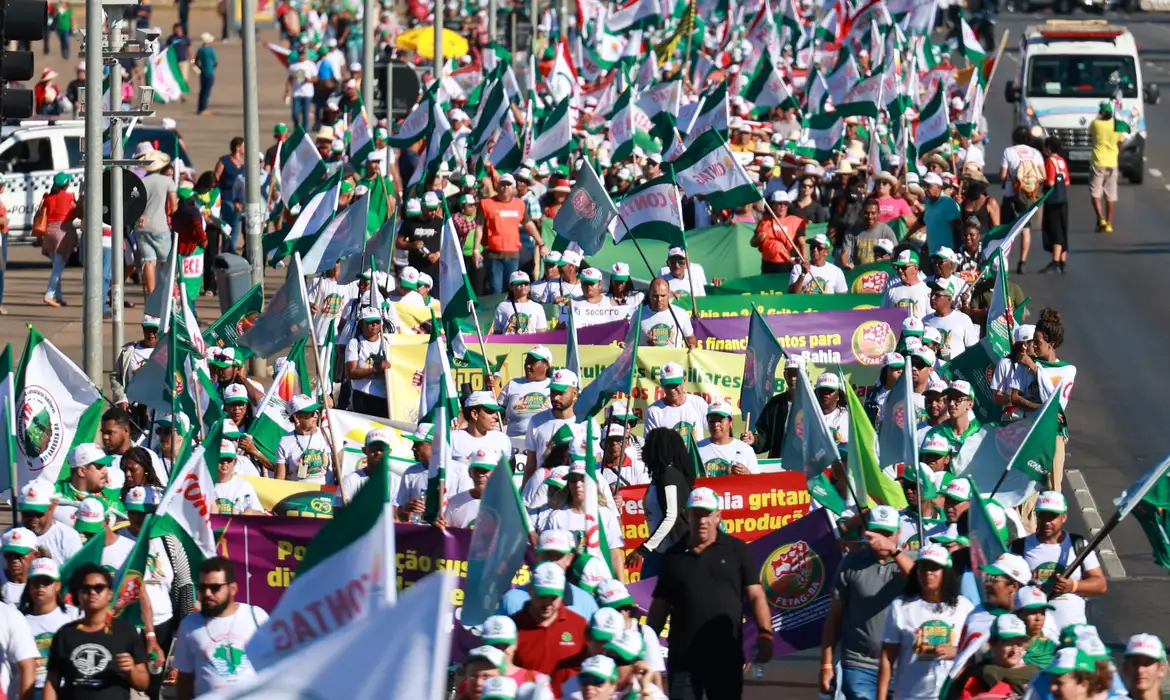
[511,606,588,696]
[41,190,76,224]
[480,197,527,254]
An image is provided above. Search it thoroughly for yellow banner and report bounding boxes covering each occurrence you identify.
[391,301,442,331]
[386,336,749,432]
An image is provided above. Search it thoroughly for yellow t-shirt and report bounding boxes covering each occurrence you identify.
[1090,118,1124,168]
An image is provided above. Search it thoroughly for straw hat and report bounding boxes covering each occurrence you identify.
[200,32,215,44]
[135,149,172,173]
[314,124,336,142]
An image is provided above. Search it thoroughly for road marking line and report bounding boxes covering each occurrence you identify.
[1163,184,1170,192]
[1067,469,1126,579]
[1150,168,1163,178]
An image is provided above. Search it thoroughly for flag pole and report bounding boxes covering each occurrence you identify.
[466,301,494,387]
[295,253,345,483]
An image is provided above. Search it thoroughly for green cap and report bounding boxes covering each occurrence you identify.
[340,181,355,195]
[177,186,195,199]
[1045,648,1098,676]
[274,122,290,134]
[1099,101,1113,113]
[898,463,939,500]
[53,172,71,187]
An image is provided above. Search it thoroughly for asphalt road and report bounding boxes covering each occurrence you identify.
[985,10,1170,651]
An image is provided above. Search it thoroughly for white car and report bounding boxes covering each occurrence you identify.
[0,120,85,238]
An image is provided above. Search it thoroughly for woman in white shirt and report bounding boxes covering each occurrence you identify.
[877,544,975,700]
[345,307,390,418]
[539,463,625,576]
[275,395,336,485]
[492,272,549,334]
[19,559,79,696]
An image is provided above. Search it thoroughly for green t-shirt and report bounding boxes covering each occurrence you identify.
[1023,636,1057,668]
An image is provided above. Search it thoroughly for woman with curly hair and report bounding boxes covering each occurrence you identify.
[1011,308,1076,493]
[878,544,974,700]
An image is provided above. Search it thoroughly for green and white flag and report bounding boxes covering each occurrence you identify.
[409,101,454,193]
[424,386,452,523]
[613,174,684,244]
[805,68,829,113]
[671,129,762,211]
[0,344,18,495]
[684,82,728,144]
[14,327,103,484]
[824,47,860,103]
[741,51,799,114]
[545,38,580,102]
[986,252,1013,357]
[795,111,844,162]
[583,421,618,577]
[268,173,343,264]
[112,420,220,625]
[959,15,988,63]
[348,101,375,165]
[609,87,638,162]
[386,93,433,148]
[982,190,1049,263]
[528,97,572,165]
[418,317,459,425]
[237,257,313,359]
[606,0,662,33]
[836,70,885,119]
[487,108,522,171]
[247,447,396,669]
[439,217,477,338]
[468,77,508,158]
[278,124,328,210]
[300,190,376,275]
[146,44,190,103]
[638,78,682,122]
[914,86,950,154]
[953,389,1063,507]
[248,339,310,462]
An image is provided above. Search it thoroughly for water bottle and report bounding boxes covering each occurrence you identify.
[751,663,765,680]
[148,650,164,676]
[409,511,424,525]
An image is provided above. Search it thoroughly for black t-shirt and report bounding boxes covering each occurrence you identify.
[400,217,443,279]
[652,533,757,670]
[48,619,145,700]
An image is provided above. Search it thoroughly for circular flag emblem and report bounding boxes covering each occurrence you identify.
[16,386,63,470]
[851,321,896,366]
[759,540,824,610]
[236,311,260,336]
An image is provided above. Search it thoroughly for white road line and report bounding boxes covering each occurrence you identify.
[1067,469,1126,579]
[1149,168,1163,178]
[1163,184,1170,192]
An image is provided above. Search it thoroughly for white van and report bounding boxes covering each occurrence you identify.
[0,120,85,238]
[1005,21,1159,184]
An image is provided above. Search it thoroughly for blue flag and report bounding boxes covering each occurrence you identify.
[780,367,839,480]
[565,302,582,378]
[552,160,619,256]
[462,451,530,626]
[877,359,917,470]
[237,257,313,359]
[740,305,786,431]
[576,307,642,421]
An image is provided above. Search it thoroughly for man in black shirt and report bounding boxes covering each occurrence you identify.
[743,358,802,459]
[400,192,444,280]
[647,487,774,700]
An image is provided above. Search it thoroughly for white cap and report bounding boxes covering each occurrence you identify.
[867,505,900,533]
[288,394,322,414]
[611,262,630,279]
[982,552,1032,585]
[531,561,567,597]
[706,401,733,418]
[1036,491,1068,514]
[418,272,433,288]
[918,543,953,567]
[365,427,391,447]
[1013,585,1054,612]
[549,369,579,391]
[580,267,603,283]
[537,529,575,554]
[526,344,553,362]
[814,373,841,391]
[481,615,519,645]
[509,271,531,285]
[464,391,502,410]
[947,379,974,399]
[923,172,944,186]
[422,191,441,209]
[1,527,37,555]
[769,189,792,204]
[400,266,421,288]
[659,362,686,385]
[687,486,720,511]
[1126,634,1167,661]
[223,383,249,404]
[941,478,972,502]
[481,676,519,700]
[1014,324,1036,343]
[560,250,582,267]
[27,558,60,581]
[992,614,1028,641]
[667,246,687,259]
[69,443,112,470]
[74,497,108,532]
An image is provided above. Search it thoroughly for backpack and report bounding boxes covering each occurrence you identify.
[1010,533,1086,561]
[1013,156,1044,198]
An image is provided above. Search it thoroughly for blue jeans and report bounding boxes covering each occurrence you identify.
[102,245,111,314]
[46,253,66,302]
[198,73,214,113]
[0,236,7,305]
[57,29,70,59]
[292,96,312,129]
[220,204,240,252]
[841,666,879,700]
[486,256,519,295]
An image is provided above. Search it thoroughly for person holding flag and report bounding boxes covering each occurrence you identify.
[639,279,696,349]
[789,234,847,295]
[17,484,82,566]
[344,307,390,417]
[274,395,334,484]
[492,272,549,334]
[645,363,709,442]
[497,346,552,439]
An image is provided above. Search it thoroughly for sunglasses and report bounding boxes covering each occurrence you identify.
[78,583,109,595]
[198,582,228,593]
[29,577,56,587]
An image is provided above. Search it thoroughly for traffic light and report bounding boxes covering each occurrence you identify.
[0,0,47,119]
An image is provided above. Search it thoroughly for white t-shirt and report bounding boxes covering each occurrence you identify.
[33,522,82,566]
[531,278,581,303]
[232,454,262,479]
[346,336,387,397]
[788,262,847,294]
[0,602,38,698]
[288,60,319,99]
[25,605,81,690]
[631,619,667,672]
[822,406,850,444]
[101,535,136,575]
[883,280,932,319]
[541,506,625,548]
[881,595,975,700]
[1,582,23,607]
[493,300,549,334]
[340,470,368,505]
[661,266,708,297]
[524,412,600,471]
[171,603,270,695]
[392,461,473,508]
[640,307,695,348]
[1019,533,1100,629]
[697,439,759,477]
[1011,362,1077,412]
[500,378,551,437]
[214,476,262,515]
[1001,144,1044,198]
[138,536,176,625]
[923,311,980,360]
[443,490,483,528]
[275,431,334,484]
[310,277,355,340]
[450,429,513,465]
[645,395,709,442]
[990,357,1028,394]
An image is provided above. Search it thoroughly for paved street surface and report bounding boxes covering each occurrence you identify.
[4,7,1170,697]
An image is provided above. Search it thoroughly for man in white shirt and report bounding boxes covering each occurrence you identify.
[0,597,36,699]
[660,247,708,297]
[788,233,847,294]
[172,557,268,697]
[1011,492,1106,630]
[451,391,513,464]
[697,402,759,477]
[923,279,980,361]
[882,249,932,319]
[813,372,850,445]
[393,424,473,522]
[441,450,498,528]
[645,362,710,442]
[640,278,696,349]
[524,369,600,484]
[999,127,1045,273]
[15,484,82,566]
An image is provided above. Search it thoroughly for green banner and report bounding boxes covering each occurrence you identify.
[588,222,762,281]
[202,284,265,357]
[843,260,896,295]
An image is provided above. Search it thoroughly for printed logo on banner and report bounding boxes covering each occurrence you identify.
[112,569,144,617]
[760,540,824,610]
[571,189,597,219]
[850,269,889,294]
[995,420,1031,460]
[793,409,805,440]
[17,387,62,470]
[851,320,896,366]
[272,492,334,518]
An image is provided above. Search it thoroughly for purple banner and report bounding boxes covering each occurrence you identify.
[485,321,629,346]
[627,509,842,659]
[211,516,533,661]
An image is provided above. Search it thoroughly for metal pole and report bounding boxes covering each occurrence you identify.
[362,0,375,112]
[83,0,105,386]
[110,22,125,363]
[434,0,444,79]
[384,58,393,122]
[242,0,264,377]
[530,0,538,56]
[489,0,498,47]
